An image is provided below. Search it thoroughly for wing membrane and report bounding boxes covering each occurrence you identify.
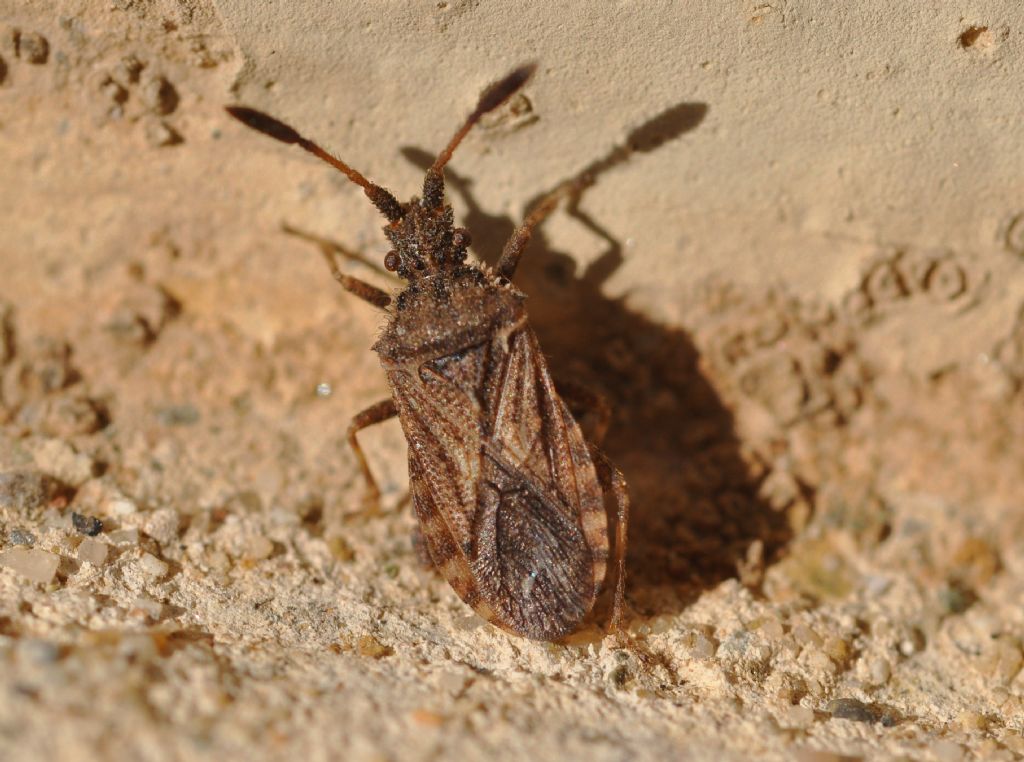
[388,326,608,639]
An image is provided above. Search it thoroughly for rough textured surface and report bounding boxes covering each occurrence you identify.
[1,1,1023,760]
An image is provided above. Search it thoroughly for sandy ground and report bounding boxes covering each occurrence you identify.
[1,2,1024,760]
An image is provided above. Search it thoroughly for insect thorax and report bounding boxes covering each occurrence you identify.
[373,267,527,367]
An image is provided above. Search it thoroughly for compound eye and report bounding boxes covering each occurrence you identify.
[453,228,472,248]
[384,251,400,271]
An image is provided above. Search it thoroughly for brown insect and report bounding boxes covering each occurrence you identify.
[226,65,629,640]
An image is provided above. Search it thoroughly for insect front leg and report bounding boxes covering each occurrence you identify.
[589,446,630,635]
[346,398,397,514]
[318,247,392,308]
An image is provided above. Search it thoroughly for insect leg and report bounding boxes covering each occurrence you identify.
[347,398,398,512]
[556,379,611,446]
[282,222,399,283]
[318,246,392,309]
[496,174,592,280]
[589,446,630,634]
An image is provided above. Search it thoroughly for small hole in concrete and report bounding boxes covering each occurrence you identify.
[958,26,989,49]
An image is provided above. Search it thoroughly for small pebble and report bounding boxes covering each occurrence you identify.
[688,631,717,660]
[758,616,785,641]
[823,636,852,668]
[77,537,108,566]
[108,528,139,545]
[866,655,891,685]
[117,631,159,657]
[980,635,1023,685]
[357,635,391,658]
[205,548,231,572]
[243,535,274,562]
[142,508,179,545]
[793,622,823,648]
[805,648,837,675]
[72,512,103,536]
[957,710,988,732]
[9,528,35,546]
[131,596,164,620]
[107,497,138,517]
[826,697,876,723]
[138,552,169,579]
[0,547,60,584]
[898,627,926,657]
[938,583,976,615]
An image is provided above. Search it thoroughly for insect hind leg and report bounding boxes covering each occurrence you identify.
[589,445,629,634]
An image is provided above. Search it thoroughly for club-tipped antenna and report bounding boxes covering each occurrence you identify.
[430,63,537,176]
[225,106,404,222]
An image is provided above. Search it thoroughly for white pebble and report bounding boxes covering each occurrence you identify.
[107,498,138,516]
[131,596,165,620]
[243,535,274,562]
[690,632,717,660]
[138,552,168,579]
[77,538,109,566]
[108,528,139,545]
[143,508,180,546]
[0,547,60,584]
[867,656,891,685]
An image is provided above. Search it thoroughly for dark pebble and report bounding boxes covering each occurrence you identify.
[72,512,103,536]
[938,583,976,614]
[9,528,35,546]
[826,698,877,723]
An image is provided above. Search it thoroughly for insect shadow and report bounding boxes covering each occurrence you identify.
[400,101,794,620]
